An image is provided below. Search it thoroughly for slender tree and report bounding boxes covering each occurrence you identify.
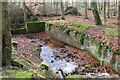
[98,0,101,14]
[118,1,120,20]
[103,0,106,23]
[91,1,102,25]
[60,0,65,20]
[84,2,88,19]
[2,2,12,66]
[0,1,1,67]
[55,0,59,14]
[23,1,28,33]
[43,0,46,16]
[107,1,110,18]
[113,0,118,16]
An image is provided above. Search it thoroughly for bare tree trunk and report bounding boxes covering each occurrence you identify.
[2,2,12,66]
[23,3,38,20]
[115,0,118,16]
[43,0,46,16]
[113,1,116,16]
[85,2,88,19]
[107,1,110,18]
[0,1,2,68]
[23,2,28,33]
[118,1,120,20]
[98,2,101,14]
[104,1,106,23]
[55,1,59,14]
[60,0,65,20]
[100,2,103,12]
[91,1,102,25]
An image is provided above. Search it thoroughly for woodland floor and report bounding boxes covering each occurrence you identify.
[11,32,118,78]
[40,9,119,28]
[7,9,119,78]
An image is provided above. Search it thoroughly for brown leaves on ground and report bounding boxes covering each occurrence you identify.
[86,27,119,52]
[12,32,117,77]
[64,45,99,66]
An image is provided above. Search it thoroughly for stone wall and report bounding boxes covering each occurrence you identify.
[45,23,120,74]
[11,21,45,34]
[11,20,120,74]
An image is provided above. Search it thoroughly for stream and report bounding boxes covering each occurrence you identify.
[12,33,119,78]
[39,40,118,78]
[40,44,78,78]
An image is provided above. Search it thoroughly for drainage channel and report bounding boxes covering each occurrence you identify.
[40,44,78,78]
[39,39,118,78]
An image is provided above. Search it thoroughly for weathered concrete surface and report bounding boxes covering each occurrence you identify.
[45,24,120,75]
[46,26,81,49]
[11,21,45,34]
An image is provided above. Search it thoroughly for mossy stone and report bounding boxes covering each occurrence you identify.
[11,28,27,34]
[27,21,45,33]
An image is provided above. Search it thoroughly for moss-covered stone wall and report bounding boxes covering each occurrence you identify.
[45,20,120,74]
[11,21,45,34]
[11,28,27,34]
[10,20,120,74]
[27,21,45,34]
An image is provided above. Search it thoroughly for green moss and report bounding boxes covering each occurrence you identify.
[59,21,92,35]
[63,29,70,34]
[104,28,118,37]
[70,21,81,27]
[71,21,91,27]
[68,21,93,34]
[115,50,120,55]
[40,62,49,71]
[84,64,93,69]
[3,70,32,78]
[97,43,102,57]
[15,71,32,78]
[33,45,41,52]
[83,17,89,20]
[66,74,92,78]
[47,20,93,34]
[27,21,45,33]
[14,59,31,68]
[3,70,17,77]
[12,41,18,47]
[11,28,27,34]
[72,30,78,35]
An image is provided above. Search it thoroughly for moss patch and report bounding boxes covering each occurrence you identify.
[12,41,18,48]
[2,70,32,78]
[40,62,49,71]
[47,20,93,35]
[104,28,118,38]
[66,74,92,78]
[27,21,45,33]
[11,28,27,34]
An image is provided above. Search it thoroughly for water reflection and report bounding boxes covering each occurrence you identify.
[40,44,77,78]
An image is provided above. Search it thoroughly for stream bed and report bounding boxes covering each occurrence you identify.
[40,45,77,78]
[39,39,118,78]
[12,32,119,78]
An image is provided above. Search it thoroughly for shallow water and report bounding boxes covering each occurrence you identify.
[40,40,118,78]
[40,44,78,78]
